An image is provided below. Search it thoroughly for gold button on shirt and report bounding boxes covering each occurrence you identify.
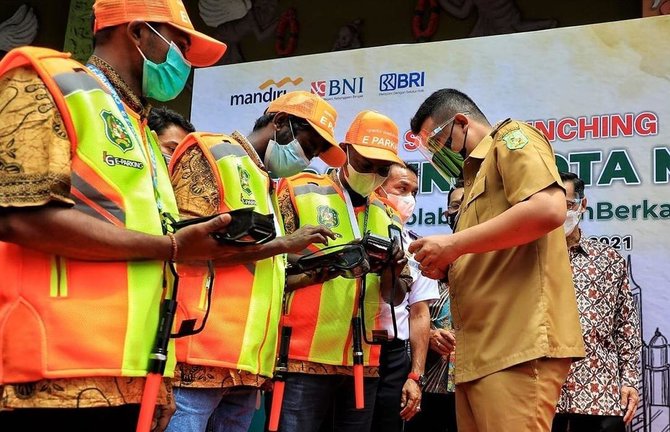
[449,120,585,384]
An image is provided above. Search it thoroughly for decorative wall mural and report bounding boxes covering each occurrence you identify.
[438,0,557,37]
[0,5,38,56]
[199,0,279,64]
[275,8,298,57]
[643,0,670,16]
[199,0,252,27]
[63,0,95,63]
[332,19,363,51]
[412,0,440,42]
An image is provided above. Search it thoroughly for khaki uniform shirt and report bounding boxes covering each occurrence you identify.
[448,119,585,384]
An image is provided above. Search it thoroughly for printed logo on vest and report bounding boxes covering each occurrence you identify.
[103,151,144,169]
[101,110,134,152]
[238,165,256,206]
[385,204,397,221]
[317,205,339,228]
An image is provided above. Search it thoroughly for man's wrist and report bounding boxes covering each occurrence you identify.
[408,371,426,388]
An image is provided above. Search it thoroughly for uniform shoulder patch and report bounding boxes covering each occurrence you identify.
[501,128,529,150]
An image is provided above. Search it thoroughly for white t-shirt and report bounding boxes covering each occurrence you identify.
[378,229,439,341]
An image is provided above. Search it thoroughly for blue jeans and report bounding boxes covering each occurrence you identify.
[166,386,257,432]
[271,373,379,432]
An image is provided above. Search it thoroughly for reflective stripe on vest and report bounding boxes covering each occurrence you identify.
[171,133,285,377]
[283,173,397,367]
[0,47,178,383]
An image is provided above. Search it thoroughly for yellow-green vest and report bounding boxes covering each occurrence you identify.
[171,132,285,377]
[0,47,178,383]
[280,172,400,367]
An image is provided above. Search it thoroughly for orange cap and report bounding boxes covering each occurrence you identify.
[343,110,403,164]
[92,0,227,67]
[266,91,345,167]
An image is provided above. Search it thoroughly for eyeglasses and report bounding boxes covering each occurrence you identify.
[566,198,583,211]
[417,111,470,153]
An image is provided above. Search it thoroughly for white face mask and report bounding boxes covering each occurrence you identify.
[386,192,416,223]
[344,162,387,197]
[564,209,581,235]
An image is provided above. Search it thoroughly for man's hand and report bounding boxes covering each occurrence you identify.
[430,328,455,356]
[286,267,345,291]
[151,384,176,432]
[621,385,639,424]
[408,234,460,279]
[151,402,175,432]
[278,224,338,253]
[399,378,422,421]
[174,213,262,262]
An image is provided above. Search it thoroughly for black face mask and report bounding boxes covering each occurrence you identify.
[447,213,457,231]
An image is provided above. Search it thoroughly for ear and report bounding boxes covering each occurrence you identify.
[126,20,145,45]
[454,112,469,128]
[580,197,588,212]
[272,112,288,129]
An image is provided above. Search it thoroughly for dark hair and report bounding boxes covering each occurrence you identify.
[447,178,465,204]
[148,106,195,136]
[559,171,585,199]
[401,161,419,179]
[410,88,490,134]
[252,112,312,133]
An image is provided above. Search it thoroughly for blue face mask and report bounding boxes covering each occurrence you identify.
[264,120,310,178]
[137,24,191,102]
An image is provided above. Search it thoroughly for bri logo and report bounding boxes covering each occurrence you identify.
[310,77,364,99]
[379,71,425,92]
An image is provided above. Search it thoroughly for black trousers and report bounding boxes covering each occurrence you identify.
[552,413,626,432]
[370,339,410,432]
[405,391,457,432]
[0,405,141,432]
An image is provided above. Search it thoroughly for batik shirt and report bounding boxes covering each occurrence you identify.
[556,231,641,415]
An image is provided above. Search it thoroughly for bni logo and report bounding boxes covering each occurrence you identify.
[310,77,364,98]
[379,72,425,92]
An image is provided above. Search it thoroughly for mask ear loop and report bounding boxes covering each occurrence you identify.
[288,119,296,140]
[444,121,456,150]
[145,22,171,46]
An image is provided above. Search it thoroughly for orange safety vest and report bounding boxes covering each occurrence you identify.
[0,47,178,383]
[280,172,401,367]
[170,133,285,377]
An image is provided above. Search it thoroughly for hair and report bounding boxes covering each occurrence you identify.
[148,106,195,136]
[447,178,465,204]
[410,88,490,134]
[252,112,312,133]
[559,171,585,199]
[400,161,419,179]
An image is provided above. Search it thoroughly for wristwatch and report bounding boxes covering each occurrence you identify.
[408,372,426,388]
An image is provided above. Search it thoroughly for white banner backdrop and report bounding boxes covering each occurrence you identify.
[193,16,670,431]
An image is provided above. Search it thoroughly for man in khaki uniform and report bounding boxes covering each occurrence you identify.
[407,88,585,432]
